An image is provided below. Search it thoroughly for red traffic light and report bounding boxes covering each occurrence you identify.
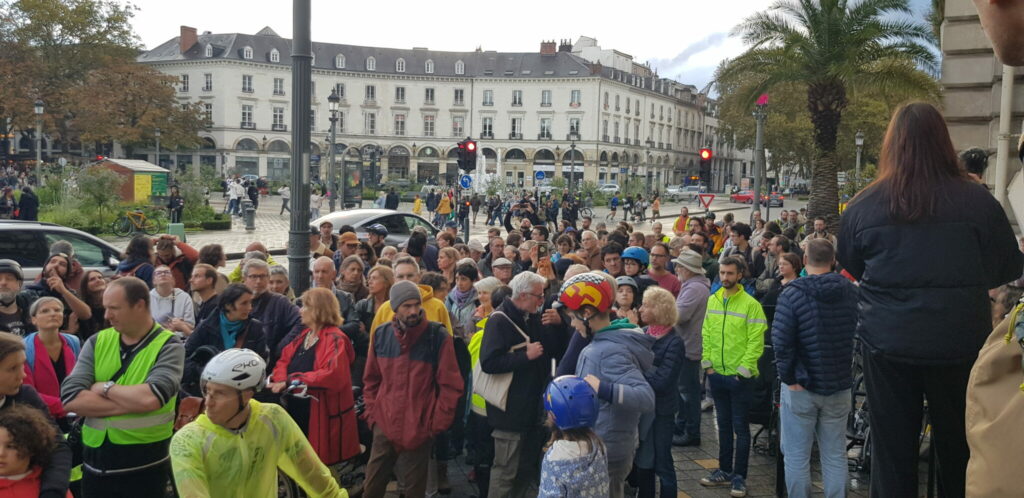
[700,148,713,161]
[465,141,476,152]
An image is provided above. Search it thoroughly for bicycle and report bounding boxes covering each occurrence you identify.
[111,209,164,237]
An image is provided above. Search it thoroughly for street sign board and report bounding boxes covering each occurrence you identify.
[459,174,473,189]
[535,171,545,181]
[698,194,716,210]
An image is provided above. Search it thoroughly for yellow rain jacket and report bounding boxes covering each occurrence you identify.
[170,399,347,498]
[369,284,454,337]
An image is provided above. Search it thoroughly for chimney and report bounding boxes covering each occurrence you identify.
[180,26,198,53]
[558,39,572,52]
[540,40,556,55]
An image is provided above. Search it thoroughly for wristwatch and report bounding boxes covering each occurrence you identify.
[101,381,116,398]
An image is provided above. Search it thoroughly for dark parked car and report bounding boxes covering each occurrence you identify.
[311,209,439,247]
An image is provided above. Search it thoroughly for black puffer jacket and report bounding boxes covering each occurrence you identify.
[837,180,1022,364]
[770,272,857,394]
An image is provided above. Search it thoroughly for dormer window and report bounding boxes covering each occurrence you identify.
[204,44,213,57]
[242,46,253,60]
[269,49,280,63]
[396,58,406,73]
[366,56,376,71]
[425,59,434,74]
[335,54,345,69]
[455,60,464,75]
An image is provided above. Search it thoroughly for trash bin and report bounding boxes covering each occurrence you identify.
[241,199,256,231]
[166,223,187,242]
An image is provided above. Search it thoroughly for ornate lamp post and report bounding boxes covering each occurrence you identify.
[855,130,864,190]
[327,88,340,211]
[34,99,43,185]
[154,128,161,167]
[752,94,769,218]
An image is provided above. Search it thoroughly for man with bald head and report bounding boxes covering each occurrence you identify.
[228,241,279,283]
[579,230,603,270]
[309,256,356,320]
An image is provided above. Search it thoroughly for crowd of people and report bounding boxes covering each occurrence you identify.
[0,101,1020,498]
[0,163,39,220]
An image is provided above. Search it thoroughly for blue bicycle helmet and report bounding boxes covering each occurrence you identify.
[621,246,650,266]
[544,375,599,430]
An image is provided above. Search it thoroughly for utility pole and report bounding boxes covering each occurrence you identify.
[752,94,768,220]
[288,0,312,293]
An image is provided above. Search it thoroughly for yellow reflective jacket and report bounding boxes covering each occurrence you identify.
[369,284,454,337]
[700,286,766,378]
[170,399,347,498]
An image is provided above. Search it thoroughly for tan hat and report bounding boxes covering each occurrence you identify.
[339,232,359,245]
[673,249,705,275]
[468,239,485,253]
[492,257,513,267]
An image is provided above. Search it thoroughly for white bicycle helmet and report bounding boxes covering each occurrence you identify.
[200,348,267,392]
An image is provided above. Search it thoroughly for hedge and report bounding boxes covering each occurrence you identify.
[201,220,232,230]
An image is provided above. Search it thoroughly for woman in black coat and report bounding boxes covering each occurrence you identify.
[837,102,1022,498]
[17,186,38,221]
[181,284,268,396]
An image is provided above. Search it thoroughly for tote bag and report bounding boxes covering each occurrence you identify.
[472,311,530,411]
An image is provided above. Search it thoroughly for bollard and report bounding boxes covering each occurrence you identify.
[241,199,256,231]
[166,223,187,243]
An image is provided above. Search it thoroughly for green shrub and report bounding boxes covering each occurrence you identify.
[200,220,232,230]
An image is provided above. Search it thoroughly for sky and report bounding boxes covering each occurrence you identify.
[126,0,933,92]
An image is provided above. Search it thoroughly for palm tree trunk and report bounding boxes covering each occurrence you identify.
[806,81,847,232]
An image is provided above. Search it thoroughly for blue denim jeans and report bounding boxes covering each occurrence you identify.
[674,357,702,438]
[779,387,850,498]
[708,373,754,478]
[636,414,677,498]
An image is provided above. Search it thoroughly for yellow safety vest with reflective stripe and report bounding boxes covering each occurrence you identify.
[700,286,767,378]
[82,326,176,448]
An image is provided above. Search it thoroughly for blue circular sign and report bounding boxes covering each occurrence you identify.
[535,171,545,181]
[459,175,473,189]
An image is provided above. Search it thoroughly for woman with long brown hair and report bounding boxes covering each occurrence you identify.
[76,270,108,341]
[838,102,1022,497]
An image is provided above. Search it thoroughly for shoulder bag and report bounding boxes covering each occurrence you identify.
[471,311,530,412]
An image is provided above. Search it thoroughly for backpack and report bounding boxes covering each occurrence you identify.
[113,262,146,281]
[24,332,81,370]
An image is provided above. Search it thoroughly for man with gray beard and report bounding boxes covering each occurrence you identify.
[0,260,34,336]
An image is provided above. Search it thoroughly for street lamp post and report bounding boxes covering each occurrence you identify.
[855,130,864,190]
[34,99,43,186]
[288,0,312,294]
[154,128,161,167]
[327,88,340,212]
[568,134,578,199]
[752,95,769,219]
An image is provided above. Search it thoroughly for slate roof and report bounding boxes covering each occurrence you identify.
[138,29,595,79]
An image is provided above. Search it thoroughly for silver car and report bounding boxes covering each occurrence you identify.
[311,209,439,247]
[0,221,123,280]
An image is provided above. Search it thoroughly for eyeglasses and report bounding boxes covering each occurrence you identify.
[650,253,669,258]
[526,292,545,300]
[346,243,360,248]
[154,270,171,276]
[245,274,269,280]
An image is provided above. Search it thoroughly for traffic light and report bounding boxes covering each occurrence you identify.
[699,148,713,185]
[457,138,477,172]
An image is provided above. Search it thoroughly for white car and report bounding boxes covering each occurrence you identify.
[599,184,620,194]
[666,185,706,202]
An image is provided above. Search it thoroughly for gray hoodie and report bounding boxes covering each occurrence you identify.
[674,275,711,360]
[575,319,655,465]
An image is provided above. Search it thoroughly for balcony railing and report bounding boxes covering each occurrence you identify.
[537,133,552,140]
[482,101,494,106]
[602,134,610,142]
[540,102,552,107]
[614,137,620,143]
[566,133,580,141]
[241,87,254,93]
[569,102,581,108]
[509,132,522,140]
[202,86,213,92]
[240,122,256,129]
[273,90,285,96]
[272,124,287,131]
[481,132,494,139]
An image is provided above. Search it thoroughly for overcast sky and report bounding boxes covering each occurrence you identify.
[127,0,932,92]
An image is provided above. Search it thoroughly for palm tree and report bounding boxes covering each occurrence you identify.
[719,0,939,227]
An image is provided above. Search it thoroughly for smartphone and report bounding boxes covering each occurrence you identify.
[536,242,550,258]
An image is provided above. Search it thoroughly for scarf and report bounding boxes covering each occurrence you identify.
[219,312,245,350]
[646,324,672,337]
[450,286,474,308]
[338,279,366,299]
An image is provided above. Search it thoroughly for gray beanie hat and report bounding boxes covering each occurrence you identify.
[389,280,422,311]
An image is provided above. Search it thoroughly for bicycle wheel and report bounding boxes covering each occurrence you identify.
[580,207,593,218]
[112,217,132,237]
[143,217,162,235]
[277,470,300,498]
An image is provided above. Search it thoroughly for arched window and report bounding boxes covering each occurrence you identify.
[366,56,376,71]
[267,140,291,153]
[204,44,213,57]
[335,54,345,69]
[455,60,465,75]
[269,49,280,63]
[236,138,259,151]
[425,59,434,74]
[504,149,527,161]
[396,58,406,73]
[242,46,253,60]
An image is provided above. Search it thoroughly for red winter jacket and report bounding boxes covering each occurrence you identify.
[273,326,360,465]
[363,316,463,451]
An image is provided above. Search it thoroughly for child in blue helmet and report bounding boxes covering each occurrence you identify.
[539,375,609,498]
